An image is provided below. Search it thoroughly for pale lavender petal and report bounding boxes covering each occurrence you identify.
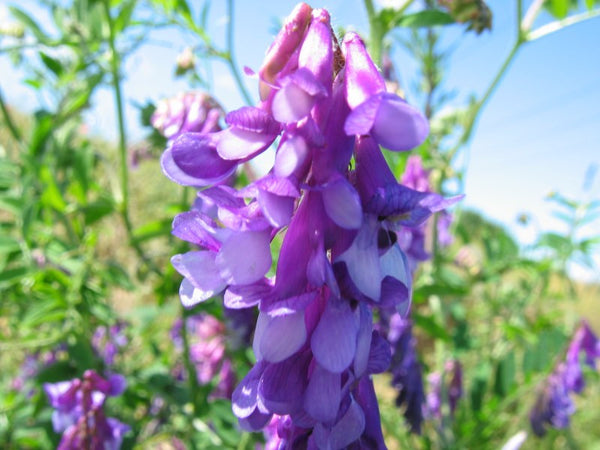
[172,211,220,251]
[344,94,379,136]
[216,127,277,160]
[255,310,307,363]
[298,9,333,88]
[274,134,309,178]
[371,93,429,151]
[311,299,358,373]
[336,217,381,300]
[343,32,386,109]
[171,251,226,294]
[303,364,341,422]
[216,231,272,285]
[272,69,325,123]
[321,176,363,229]
[179,278,219,307]
[258,190,295,227]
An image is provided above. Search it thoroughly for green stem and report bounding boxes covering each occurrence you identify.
[180,307,201,416]
[364,0,383,67]
[103,0,161,276]
[527,8,600,41]
[225,0,253,105]
[0,86,22,142]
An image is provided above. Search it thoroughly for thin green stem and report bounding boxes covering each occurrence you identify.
[0,86,22,142]
[225,0,253,105]
[364,0,383,67]
[180,308,201,417]
[527,8,600,41]
[103,0,161,276]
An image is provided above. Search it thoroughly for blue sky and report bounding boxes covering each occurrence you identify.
[1,0,599,278]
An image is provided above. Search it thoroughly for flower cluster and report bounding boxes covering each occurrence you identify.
[530,321,600,436]
[170,313,236,399]
[44,370,129,449]
[162,3,459,447]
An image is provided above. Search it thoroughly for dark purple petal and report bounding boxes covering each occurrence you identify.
[233,361,267,419]
[311,298,359,373]
[161,147,236,187]
[239,408,273,432]
[367,331,392,374]
[355,377,386,450]
[259,353,311,415]
[353,303,373,378]
[170,133,239,181]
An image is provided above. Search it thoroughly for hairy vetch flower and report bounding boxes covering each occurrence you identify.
[161,2,459,446]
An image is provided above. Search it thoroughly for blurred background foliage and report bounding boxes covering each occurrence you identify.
[0,0,599,448]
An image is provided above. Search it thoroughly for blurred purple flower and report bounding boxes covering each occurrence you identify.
[171,313,236,399]
[44,370,129,449]
[151,92,222,141]
[530,321,600,437]
[92,322,128,367]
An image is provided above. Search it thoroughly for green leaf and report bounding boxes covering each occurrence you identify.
[39,166,67,212]
[413,313,450,341]
[9,6,50,42]
[0,266,30,286]
[132,218,172,243]
[114,0,137,32]
[39,52,63,77]
[493,351,516,397]
[30,110,54,156]
[395,10,455,28]
[0,235,21,254]
[550,0,570,18]
[82,197,115,225]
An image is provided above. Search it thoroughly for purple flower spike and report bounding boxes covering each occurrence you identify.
[530,364,575,437]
